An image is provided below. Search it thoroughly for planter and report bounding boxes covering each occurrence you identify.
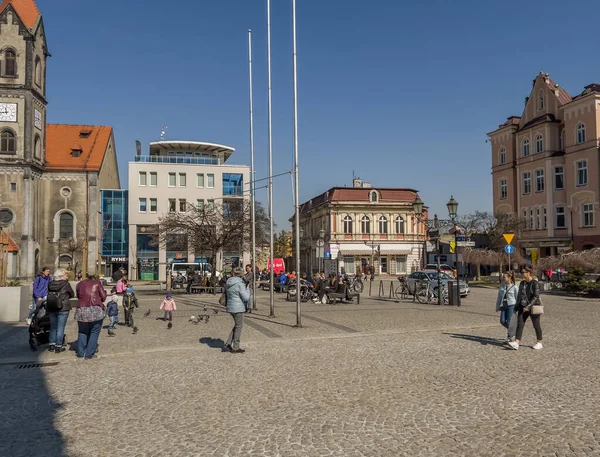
[0,285,32,323]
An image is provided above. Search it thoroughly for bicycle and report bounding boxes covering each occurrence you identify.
[415,280,449,305]
[346,276,364,293]
[395,276,409,299]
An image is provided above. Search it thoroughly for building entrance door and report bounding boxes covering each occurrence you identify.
[380,257,388,274]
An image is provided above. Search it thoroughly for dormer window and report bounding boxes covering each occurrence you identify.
[370,191,378,202]
[71,149,82,158]
[79,130,92,139]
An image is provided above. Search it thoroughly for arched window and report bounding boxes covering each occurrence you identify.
[576,123,586,144]
[361,216,370,234]
[499,147,506,164]
[522,139,530,157]
[34,135,41,159]
[378,216,388,234]
[538,90,544,111]
[4,49,16,77]
[370,191,378,202]
[34,56,41,86]
[0,130,16,154]
[535,135,543,153]
[343,216,353,234]
[59,212,74,239]
[395,216,405,234]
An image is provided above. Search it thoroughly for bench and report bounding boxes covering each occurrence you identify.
[189,285,224,295]
[326,284,347,304]
[274,283,289,294]
[346,289,360,304]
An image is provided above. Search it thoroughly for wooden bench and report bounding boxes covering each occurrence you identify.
[189,285,224,294]
[326,284,347,304]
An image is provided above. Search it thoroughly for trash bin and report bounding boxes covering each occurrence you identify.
[448,281,460,306]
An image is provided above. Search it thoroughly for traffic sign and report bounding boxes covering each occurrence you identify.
[503,233,515,245]
[457,241,476,247]
[504,244,515,254]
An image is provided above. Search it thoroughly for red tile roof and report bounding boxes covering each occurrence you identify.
[45,124,113,171]
[0,0,40,30]
[0,231,20,252]
[299,187,420,214]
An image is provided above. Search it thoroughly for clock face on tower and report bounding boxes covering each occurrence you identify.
[0,103,17,122]
[35,109,42,130]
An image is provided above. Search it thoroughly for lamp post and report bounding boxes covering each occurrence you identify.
[316,228,325,274]
[446,196,461,307]
[364,236,378,279]
[412,195,460,306]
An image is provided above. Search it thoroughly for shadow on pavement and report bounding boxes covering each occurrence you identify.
[443,332,510,348]
[0,322,68,457]
[199,337,226,349]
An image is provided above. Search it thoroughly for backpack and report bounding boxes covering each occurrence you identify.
[46,291,63,312]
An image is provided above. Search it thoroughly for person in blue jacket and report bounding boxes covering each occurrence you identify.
[224,267,251,353]
[28,267,51,325]
[495,271,518,341]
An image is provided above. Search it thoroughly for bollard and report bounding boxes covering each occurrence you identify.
[369,280,372,296]
[389,281,394,299]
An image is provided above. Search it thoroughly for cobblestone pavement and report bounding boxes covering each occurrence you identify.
[1,286,599,456]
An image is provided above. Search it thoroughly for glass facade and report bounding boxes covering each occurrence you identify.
[223,173,243,196]
[101,190,128,257]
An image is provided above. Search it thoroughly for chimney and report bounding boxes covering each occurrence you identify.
[353,177,362,188]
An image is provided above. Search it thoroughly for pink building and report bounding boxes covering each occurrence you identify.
[489,72,600,261]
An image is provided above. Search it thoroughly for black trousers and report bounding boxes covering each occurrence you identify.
[515,310,542,341]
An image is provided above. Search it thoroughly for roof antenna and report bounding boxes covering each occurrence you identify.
[160,126,167,141]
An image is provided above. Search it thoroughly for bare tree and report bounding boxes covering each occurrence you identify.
[156,200,269,285]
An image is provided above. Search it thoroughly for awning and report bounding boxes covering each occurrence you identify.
[337,244,412,256]
[381,249,411,255]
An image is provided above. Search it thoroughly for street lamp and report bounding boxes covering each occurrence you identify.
[317,228,325,274]
[446,196,461,307]
[363,237,378,280]
[412,195,460,306]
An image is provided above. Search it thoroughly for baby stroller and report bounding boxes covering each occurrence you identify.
[28,300,65,351]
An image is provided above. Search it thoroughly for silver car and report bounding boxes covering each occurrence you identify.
[406,271,469,297]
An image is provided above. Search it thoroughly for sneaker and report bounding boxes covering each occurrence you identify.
[508,341,519,350]
[26,318,32,326]
[55,345,66,353]
[48,345,56,353]
[532,342,543,350]
[231,348,246,354]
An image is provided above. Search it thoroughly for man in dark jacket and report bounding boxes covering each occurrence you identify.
[29,267,51,325]
[186,266,195,294]
[112,267,125,283]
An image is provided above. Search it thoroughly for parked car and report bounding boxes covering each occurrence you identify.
[406,271,469,297]
[424,264,456,277]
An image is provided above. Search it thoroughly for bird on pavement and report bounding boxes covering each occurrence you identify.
[108,329,115,337]
[132,326,138,334]
[144,309,151,317]
[203,305,207,311]
[204,315,210,324]
[167,322,172,329]
[212,309,219,314]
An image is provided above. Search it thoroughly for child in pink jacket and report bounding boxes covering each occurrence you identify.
[160,292,177,328]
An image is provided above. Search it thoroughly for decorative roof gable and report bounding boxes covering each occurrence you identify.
[0,0,41,31]
[518,72,572,130]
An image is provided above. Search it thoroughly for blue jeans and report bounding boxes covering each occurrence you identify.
[48,311,70,346]
[108,316,119,331]
[29,297,45,319]
[500,305,515,329]
[77,319,104,359]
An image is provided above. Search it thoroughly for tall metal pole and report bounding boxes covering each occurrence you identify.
[267,0,275,318]
[292,0,301,327]
[248,30,257,310]
[454,227,461,306]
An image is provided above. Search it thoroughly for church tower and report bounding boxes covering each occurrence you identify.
[0,0,49,277]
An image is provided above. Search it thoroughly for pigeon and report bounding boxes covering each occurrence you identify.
[188,315,196,322]
[167,322,172,329]
[203,306,207,312]
[212,309,219,314]
[144,309,151,317]
[132,326,138,334]
[204,315,210,324]
[108,329,115,337]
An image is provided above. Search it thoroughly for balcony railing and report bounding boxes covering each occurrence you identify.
[223,186,244,196]
[134,155,219,165]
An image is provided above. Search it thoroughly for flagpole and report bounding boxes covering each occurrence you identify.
[248,29,257,310]
[292,0,301,327]
[267,0,275,318]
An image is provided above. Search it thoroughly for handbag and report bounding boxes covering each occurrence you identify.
[530,297,544,315]
[219,293,227,307]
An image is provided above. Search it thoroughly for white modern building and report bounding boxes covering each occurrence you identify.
[128,141,250,281]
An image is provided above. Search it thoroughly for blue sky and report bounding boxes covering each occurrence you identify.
[39,0,600,228]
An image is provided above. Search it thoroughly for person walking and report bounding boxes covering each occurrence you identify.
[224,267,250,354]
[509,267,543,350]
[495,271,518,342]
[186,266,195,294]
[28,267,51,325]
[160,292,176,328]
[106,295,119,336]
[46,268,75,353]
[244,264,254,311]
[75,274,107,359]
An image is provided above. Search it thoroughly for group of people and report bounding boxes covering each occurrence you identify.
[30,267,109,359]
[495,267,544,350]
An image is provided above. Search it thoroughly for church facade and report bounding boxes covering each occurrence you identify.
[0,0,120,278]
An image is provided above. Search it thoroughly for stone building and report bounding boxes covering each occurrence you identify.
[0,0,119,278]
[293,178,428,276]
[489,72,600,260]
